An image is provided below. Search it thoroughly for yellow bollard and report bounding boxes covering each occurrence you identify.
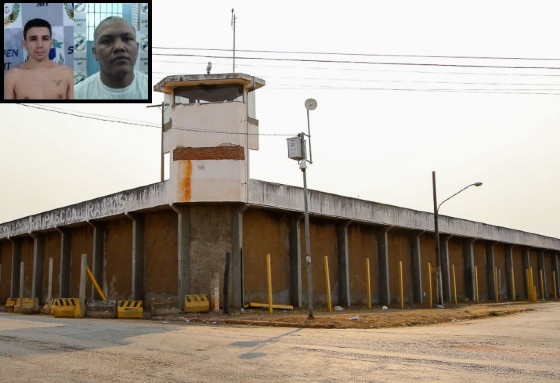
[474,266,479,303]
[266,254,273,314]
[324,256,332,312]
[539,269,545,301]
[511,267,516,302]
[428,262,433,309]
[86,266,107,302]
[452,265,457,305]
[365,258,371,310]
[494,266,499,302]
[533,285,537,303]
[399,261,404,309]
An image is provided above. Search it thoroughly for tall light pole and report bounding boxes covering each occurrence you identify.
[433,171,482,307]
[287,98,317,319]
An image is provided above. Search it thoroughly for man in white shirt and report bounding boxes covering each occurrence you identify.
[75,16,148,99]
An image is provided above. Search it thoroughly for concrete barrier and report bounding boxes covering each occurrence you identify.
[117,300,143,319]
[184,294,210,313]
[19,298,40,314]
[42,299,54,315]
[86,300,117,318]
[150,297,179,317]
[52,298,81,318]
[4,298,16,312]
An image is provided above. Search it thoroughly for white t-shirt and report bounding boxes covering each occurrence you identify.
[75,70,148,100]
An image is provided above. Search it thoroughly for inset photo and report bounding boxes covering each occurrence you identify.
[3,3,151,102]
[74,3,150,101]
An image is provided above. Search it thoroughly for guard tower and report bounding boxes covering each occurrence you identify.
[154,73,266,203]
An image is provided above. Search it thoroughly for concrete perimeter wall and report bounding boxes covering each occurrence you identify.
[248,180,560,250]
[0,179,559,312]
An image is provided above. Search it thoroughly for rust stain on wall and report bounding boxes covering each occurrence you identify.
[180,160,192,201]
[173,145,245,161]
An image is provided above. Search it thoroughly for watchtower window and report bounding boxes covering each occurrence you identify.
[174,85,244,105]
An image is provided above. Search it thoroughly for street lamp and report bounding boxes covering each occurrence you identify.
[287,98,317,319]
[432,171,482,307]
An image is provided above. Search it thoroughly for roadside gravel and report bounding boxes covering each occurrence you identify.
[160,301,539,329]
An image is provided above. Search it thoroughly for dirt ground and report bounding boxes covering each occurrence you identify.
[161,301,541,329]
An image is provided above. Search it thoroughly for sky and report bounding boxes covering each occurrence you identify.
[1,0,559,239]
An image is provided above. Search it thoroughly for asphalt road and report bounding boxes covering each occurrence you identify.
[1,302,559,382]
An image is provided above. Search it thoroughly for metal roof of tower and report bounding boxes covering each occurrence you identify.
[154,73,266,94]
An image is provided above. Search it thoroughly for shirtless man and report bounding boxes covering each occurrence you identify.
[4,18,73,100]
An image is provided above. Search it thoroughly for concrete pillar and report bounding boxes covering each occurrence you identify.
[78,254,87,318]
[30,233,44,302]
[537,250,547,299]
[47,258,53,310]
[505,246,515,300]
[89,222,104,300]
[522,247,530,299]
[289,216,303,308]
[171,204,190,311]
[463,239,475,301]
[337,221,351,307]
[57,228,71,297]
[231,204,247,309]
[486,242,496,301]
[440,234,452,302]
[377,227,390,306]
[553,253,559,298]
[19,261,24,304]
[410,233,423,304]
[128,213,145,301]
[9,238,21,298]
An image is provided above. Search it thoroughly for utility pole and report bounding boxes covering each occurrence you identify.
[287,98,317,319]
[146,101,166,182]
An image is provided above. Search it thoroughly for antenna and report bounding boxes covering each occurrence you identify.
[231,9,236,73]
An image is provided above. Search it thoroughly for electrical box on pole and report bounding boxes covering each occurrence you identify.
[287,136,306,161]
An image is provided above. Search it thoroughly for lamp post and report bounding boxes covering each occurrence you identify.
[432,171,482,307]
[287,98,317,319]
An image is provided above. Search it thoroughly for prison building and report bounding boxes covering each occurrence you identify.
[1,73,559,313]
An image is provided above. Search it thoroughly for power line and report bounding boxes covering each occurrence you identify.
[16,104,296,137]
[151,50,560,93]
[152,58,560,78]
[259,75,560,87]
[152,65,560,94]
[153,46,560,62]
[267,84,560,95]
[18,104,159,128]
[37,104,160,126]
[151,46,560,93]
[151,52,560,71]
[171,125,293,137]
